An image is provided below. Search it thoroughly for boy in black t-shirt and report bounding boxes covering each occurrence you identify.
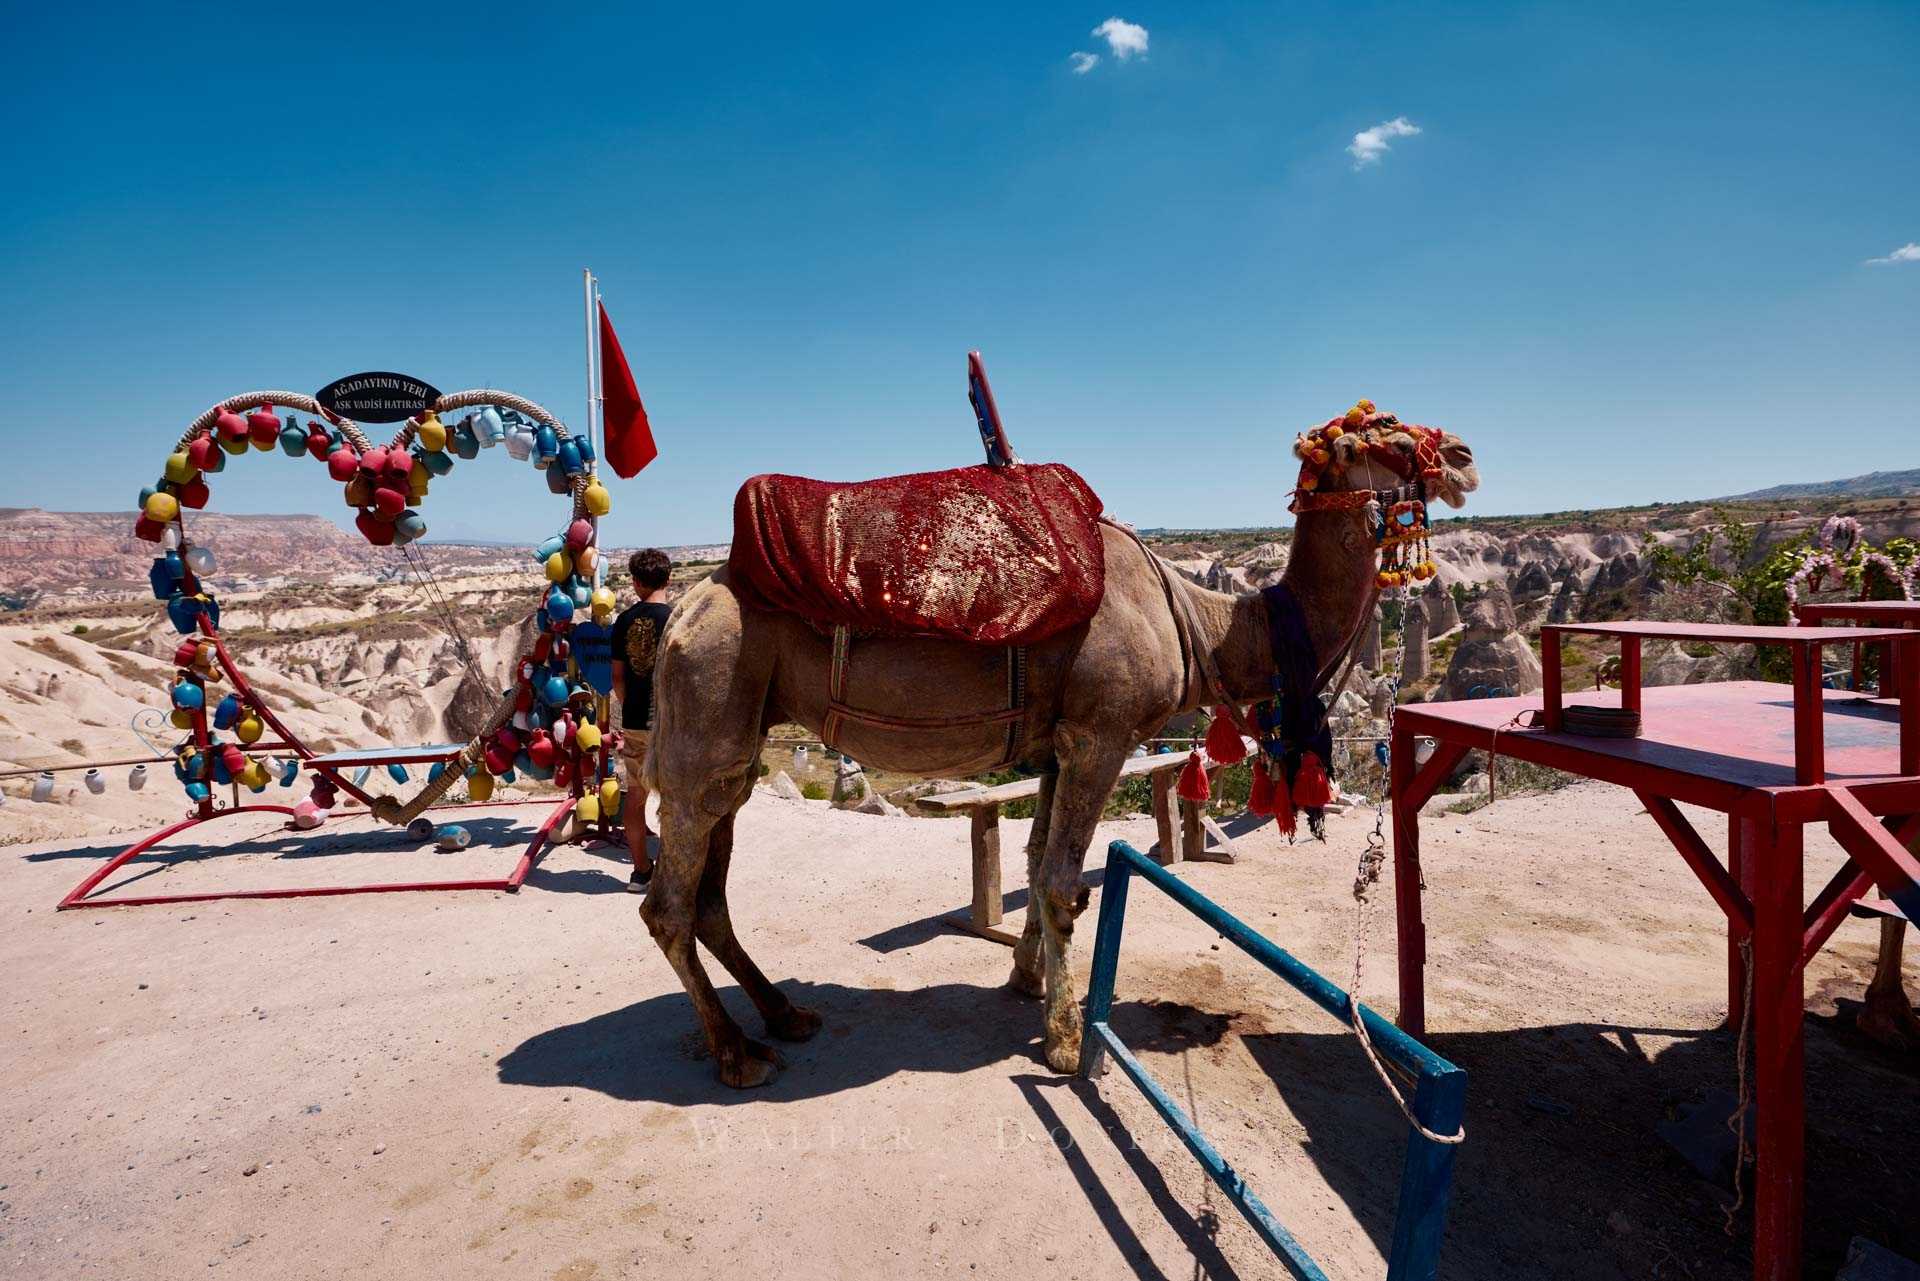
[610,549,673,892]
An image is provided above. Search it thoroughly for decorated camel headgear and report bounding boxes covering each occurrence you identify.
[1288,399,1442,589]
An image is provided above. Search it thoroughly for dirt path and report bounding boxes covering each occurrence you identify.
[2,783,1914,1279]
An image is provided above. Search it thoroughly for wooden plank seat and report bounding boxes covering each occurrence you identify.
[917,741,1256,945]
[1849,897,1910,924]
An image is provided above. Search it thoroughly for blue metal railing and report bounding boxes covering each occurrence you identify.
[1081,840,1469,1281]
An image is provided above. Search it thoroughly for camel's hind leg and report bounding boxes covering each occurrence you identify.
[1858,917,1919,1050]
[694,770,825,1044]
[1008,765,1057,998]
[1034,724,1128,1073]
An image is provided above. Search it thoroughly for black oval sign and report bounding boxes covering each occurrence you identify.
[316,371,442,423]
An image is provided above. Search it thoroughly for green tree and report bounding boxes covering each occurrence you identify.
[1648,514,1915,680]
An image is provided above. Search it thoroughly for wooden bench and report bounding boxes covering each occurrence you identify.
[917,744,1253,945]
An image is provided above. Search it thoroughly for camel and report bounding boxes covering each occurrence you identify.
[1859,913,1920,1049]
[642,417,1479,1087]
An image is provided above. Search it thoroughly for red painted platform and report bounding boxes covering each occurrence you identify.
[1400,683,1916,805]
[1391,653,1920,1281]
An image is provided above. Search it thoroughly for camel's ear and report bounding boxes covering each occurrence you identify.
[1328,432,1368,469]
[1431,434,1478,508]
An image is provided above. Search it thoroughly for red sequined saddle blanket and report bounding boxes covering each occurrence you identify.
[728,462,1106,645]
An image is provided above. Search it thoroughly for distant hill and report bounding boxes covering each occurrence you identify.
[1719,469,1920,501]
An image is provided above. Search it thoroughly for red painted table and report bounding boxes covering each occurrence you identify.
[1390,621,1920,1281]
[1795,600,1920,697]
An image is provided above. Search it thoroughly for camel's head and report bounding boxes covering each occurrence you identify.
[1290,403,1479,511]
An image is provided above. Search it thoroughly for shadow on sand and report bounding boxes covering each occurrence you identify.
[33,814,632,900]
[503,965,1920,1280]
[1228,1014,1919,1280]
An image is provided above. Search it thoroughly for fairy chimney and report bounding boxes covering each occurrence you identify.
[1356,604,1383,669]
[1547,565,1581,624]
[1402,598,1430,682]
[1425,581,1460,635]
[1441,585,1543,700]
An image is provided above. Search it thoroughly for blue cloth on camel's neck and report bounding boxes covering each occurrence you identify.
[1260,582,1331,770]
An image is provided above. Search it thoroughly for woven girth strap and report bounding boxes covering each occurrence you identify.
[820,625,1029,767]
[369,684,520,827]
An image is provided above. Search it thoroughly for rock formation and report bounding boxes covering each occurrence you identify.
[1547,565,1581,623]
[1424,582,1460,635]
[1402,599,1429,682]
[1441,586,1543,700]
[1513,560,1553,605]
[1356,605,1382,669]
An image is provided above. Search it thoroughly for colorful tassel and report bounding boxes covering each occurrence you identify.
[1292,751,1332,810]
[1176,750,1211,804]
[1273,796,1296,838]
[1248,758,1277,816]
[1204,708,1247,764]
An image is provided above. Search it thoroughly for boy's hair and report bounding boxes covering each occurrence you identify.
[629,548,671,592]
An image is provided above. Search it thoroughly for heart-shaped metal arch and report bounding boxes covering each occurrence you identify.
[69,387,621,910]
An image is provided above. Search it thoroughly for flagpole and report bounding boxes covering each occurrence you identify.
[583,268,605,588]
[592,275,606,469]
[582,268,599,459]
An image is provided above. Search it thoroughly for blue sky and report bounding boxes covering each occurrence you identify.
[2,1,1916,547]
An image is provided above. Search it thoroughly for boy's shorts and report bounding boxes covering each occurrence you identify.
[619,730,649,792]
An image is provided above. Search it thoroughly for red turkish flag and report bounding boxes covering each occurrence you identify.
[599,301,657,479]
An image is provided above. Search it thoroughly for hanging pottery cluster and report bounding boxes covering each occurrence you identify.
[133,395,616,813]
[1289,400,1441,588]
[460,515,623,821]
[133,403,612,550]
[147,541,221,636]
[165,636,300,804]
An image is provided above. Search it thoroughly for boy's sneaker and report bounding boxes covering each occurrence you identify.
[626,869,650,895]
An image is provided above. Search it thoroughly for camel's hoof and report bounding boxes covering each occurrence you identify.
[718,1040,784,1089]
[767,1003,824,1042]
[1007,964,1044,999]
[1857,993,1920,1052]
[1044,1036,1082,1075]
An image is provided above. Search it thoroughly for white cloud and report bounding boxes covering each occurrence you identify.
[1865,242,1920,266]
[1092,17,1149,61]
[1069,50,1100,74]
[1348,116,1422,168]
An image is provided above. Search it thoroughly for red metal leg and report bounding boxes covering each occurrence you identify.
[1790,644,1823,785]
[1391,722,1426,1036]
[60,798,573,911]
[1541,629,1564,732]
[1620,637,1642,716]
[505,794,579,889]
[58,806,299,909]
[1899,635,1918,777]
[1744,813,1805,1281]
[1638,792,1753,931]
[1730,815,1751,1033]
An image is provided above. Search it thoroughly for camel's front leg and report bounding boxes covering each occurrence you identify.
[695,797,824,1044]
[1009,765,1057,999]
[642,795,781,1089]
[1035,725,1128,1073]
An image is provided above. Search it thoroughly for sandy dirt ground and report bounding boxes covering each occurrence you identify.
[2,782,1916,1280]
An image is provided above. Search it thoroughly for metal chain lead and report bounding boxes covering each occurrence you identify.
[1347,582,1464,1145]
